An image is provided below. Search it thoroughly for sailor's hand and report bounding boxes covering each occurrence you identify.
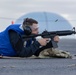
[37,38,49,46]
[53,35,59,42]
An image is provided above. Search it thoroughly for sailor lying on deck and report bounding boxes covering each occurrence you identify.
[0,18,59,57]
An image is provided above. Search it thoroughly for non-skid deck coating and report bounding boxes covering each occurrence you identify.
[0,58,76,75]
[0,39,76,75]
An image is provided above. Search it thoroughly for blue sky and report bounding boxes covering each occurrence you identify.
[0,0,76,33]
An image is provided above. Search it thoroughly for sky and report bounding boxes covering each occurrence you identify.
[0,0,76,32]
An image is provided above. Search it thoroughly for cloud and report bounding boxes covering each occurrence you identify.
[0,0,76,15]
[0,0,76,31]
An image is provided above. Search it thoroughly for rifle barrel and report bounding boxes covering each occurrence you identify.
[22,30,76,38]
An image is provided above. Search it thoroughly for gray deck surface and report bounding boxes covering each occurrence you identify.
[0,39,76,75]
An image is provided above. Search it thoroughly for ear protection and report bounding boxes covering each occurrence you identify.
[23,25,32,35]
[22,19,32,35]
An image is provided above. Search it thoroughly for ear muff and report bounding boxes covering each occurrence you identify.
[24,26,32,35]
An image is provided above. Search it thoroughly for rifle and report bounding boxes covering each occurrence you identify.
[22,27,76,48]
